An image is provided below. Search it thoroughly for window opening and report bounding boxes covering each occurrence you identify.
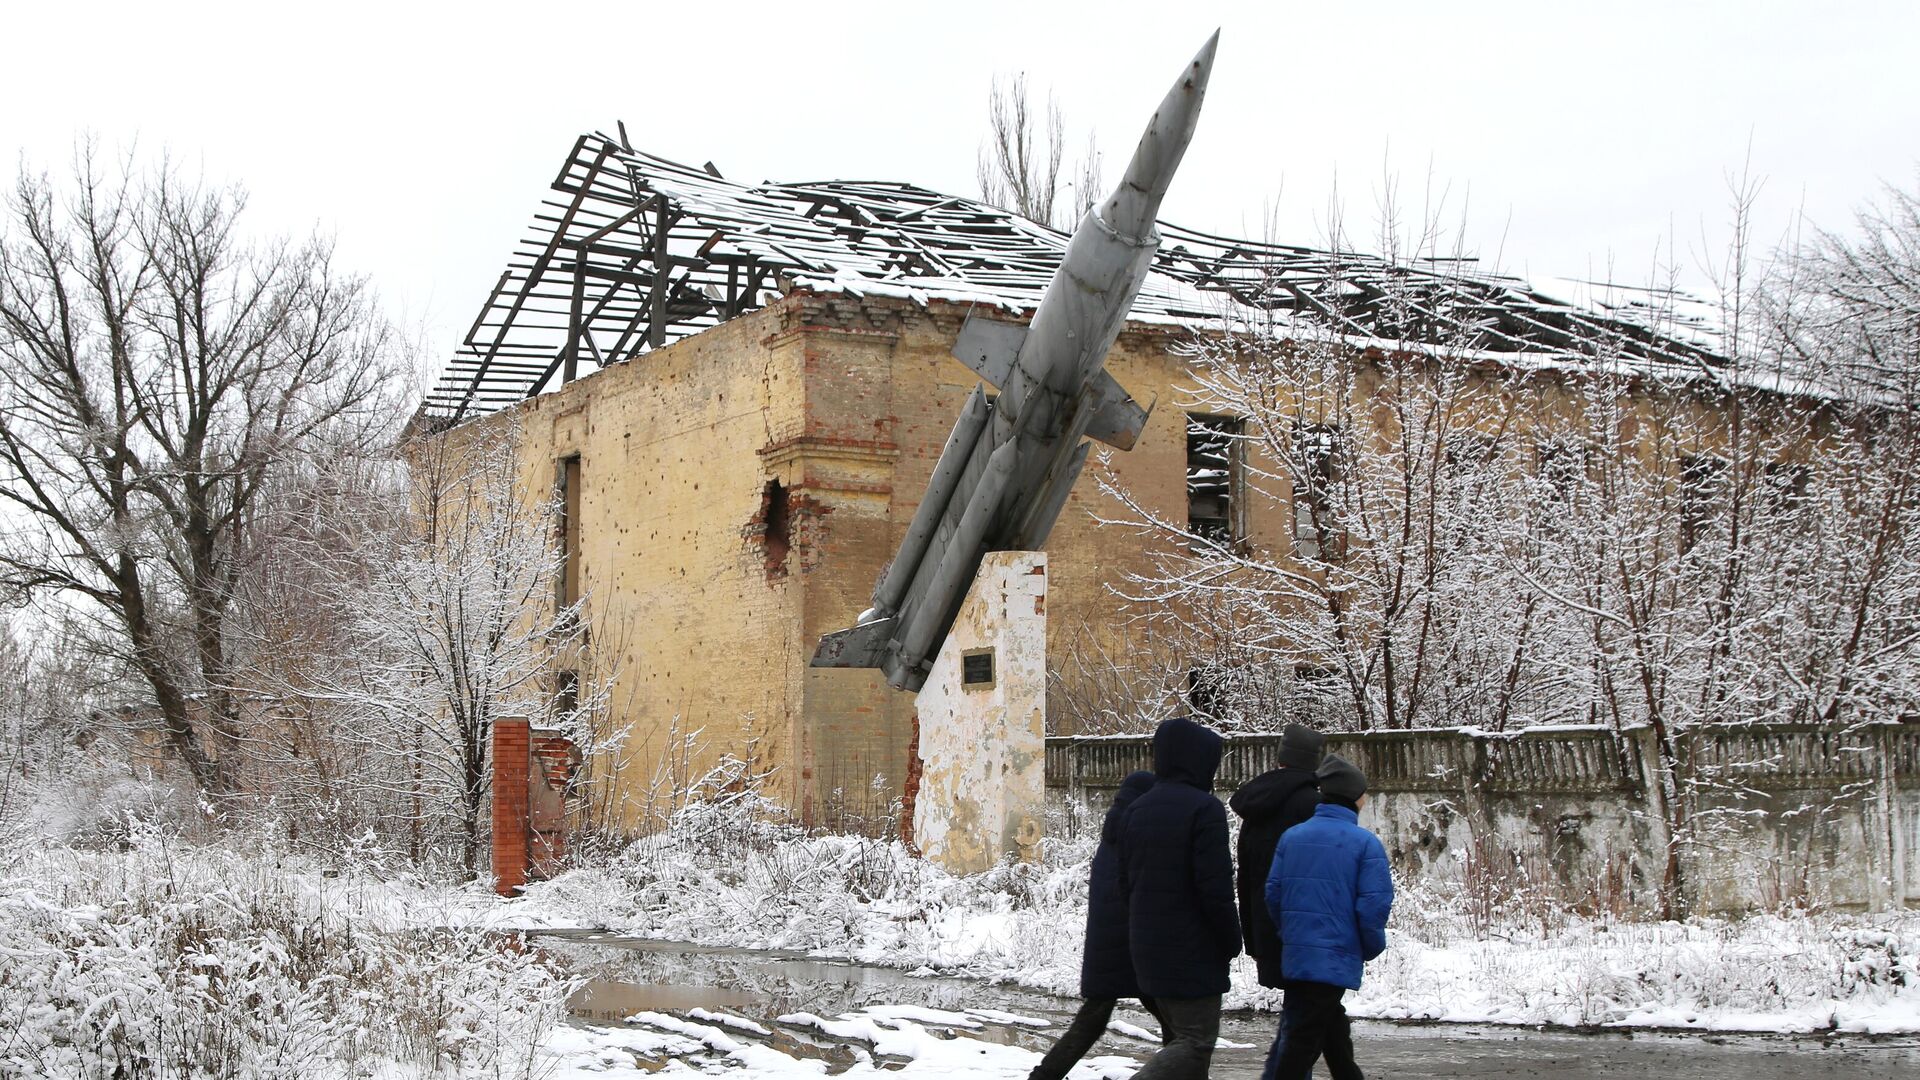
[1444,433,1499,473]
[1535,439,1587,506]
[1762,461,1810,515]
[1293,424,1342,561]
[1293,663,1341,697]
[557,455,582,609]
[1186,414,1243,545]
[1185,666,1224,718]
[1680,454,1729,552]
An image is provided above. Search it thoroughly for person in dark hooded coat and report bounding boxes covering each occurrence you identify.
[1118,716,1241,1080]
[1230,723,1325,989]
[1027,771,1166,1080]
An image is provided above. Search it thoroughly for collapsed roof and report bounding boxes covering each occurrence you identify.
[425,131,1722,420]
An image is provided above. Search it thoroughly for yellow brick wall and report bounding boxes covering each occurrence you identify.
[441,289,1276,831]
[469,309,810,831]
[444,288,1787,832]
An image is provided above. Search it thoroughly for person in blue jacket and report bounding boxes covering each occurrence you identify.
[1027,771,1166,1080]
[1119,716,1241,1080]
[1263,755,1393,1080]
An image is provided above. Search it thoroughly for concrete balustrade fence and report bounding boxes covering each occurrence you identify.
[1046,721,1920,913]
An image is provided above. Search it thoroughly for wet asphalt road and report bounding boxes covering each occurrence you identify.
[538,931,1920,1078]
[1297,1021,1918,1078]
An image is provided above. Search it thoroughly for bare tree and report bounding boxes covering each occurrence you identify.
[1099,185,1546,735]
[1066,133,1104,227]
[1092,170,1920,915]
[1766,175,1920,407]
[977,73,1104,230]
[978,73,1064,227]
[0,147,399,796]
[217,435,420,852]
[281,419,590,875]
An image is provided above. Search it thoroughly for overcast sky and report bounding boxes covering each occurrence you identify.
[4,1,1916,371]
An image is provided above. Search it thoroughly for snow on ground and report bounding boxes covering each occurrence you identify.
[1353,916,1920,1034]
[536,1007,1134,1080]
[0,838,570,1079]
[6,810,1918,1078]
[511,810,1920,1037]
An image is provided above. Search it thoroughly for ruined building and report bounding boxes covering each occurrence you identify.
[424,132,1719,830]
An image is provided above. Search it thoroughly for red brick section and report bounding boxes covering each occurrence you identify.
[528,730,576,876]
[491,718,531,897]
[898,709,923,857]
[530,733,576,789]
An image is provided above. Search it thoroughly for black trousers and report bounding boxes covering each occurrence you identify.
[1127,994,1220,1080]
[1029,996,1166,1080]
[1267,980,1362,1080]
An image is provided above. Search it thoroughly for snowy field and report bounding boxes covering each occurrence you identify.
[0,839,566,1079]
[508,806,1920,1037]
[2,819,1917,1078]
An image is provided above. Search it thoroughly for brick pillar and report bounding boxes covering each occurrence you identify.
[491,717,531,897]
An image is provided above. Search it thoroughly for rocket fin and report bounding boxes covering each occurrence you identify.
[810,616,898,668]
[951,314,1028,389]
[1084,372,1154,450]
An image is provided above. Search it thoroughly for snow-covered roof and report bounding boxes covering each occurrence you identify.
[425,132,1725,420]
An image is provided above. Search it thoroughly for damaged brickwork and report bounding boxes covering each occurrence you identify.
[741,466,837,581]
[445,289,1249,834]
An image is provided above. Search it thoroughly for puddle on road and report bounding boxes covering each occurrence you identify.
[543,929,1076,1052]
[569,978,758,1022]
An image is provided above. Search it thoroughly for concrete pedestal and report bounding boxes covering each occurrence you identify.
[911,551,1047,874]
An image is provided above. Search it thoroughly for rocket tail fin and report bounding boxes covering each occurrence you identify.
[810,616,897,669]
[951,314,1027,389]
[1085,374,1154,450]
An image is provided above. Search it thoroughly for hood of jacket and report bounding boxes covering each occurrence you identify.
[1100,771,1155,843]
[1152,716,1224,790]
[1229,766,1318,822]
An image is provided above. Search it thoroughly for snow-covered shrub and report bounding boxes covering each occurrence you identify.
[519,798,1100,994]
[1836,927,1918,993]
[662,762,799,866]
[0,837,570,1078]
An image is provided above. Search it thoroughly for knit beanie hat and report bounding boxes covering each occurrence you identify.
[1316,754,1367,802]
[1279,723,1326,770]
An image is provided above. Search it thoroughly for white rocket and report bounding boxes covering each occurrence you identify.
[813,32,1220,692]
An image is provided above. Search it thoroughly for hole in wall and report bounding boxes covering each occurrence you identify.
[758,478,792,578]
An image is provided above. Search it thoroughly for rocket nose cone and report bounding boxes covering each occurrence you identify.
[1193,29,1220,85]
[1099,31,1219,242]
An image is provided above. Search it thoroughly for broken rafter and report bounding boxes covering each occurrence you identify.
[423,131,1727,419]
[447,137,617,421]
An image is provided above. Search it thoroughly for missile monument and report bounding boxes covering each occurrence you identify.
[812,33,1218,870]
